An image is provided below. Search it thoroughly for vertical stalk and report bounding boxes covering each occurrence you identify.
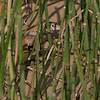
[62,0,71,100]
[15,0,25,99]
[35,0,42,99]
[0,0,5,95]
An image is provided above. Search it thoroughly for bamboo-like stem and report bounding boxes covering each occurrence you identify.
[62,0,71,100]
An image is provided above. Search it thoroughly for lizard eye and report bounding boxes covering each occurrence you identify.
[51,23,56,30]
[51,24,55,27]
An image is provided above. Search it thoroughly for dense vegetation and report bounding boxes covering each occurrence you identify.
[0,0,100,100]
